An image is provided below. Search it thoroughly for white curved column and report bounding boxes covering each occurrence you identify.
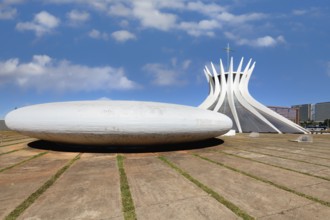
[227,57,242,132]
[213,59,228,112]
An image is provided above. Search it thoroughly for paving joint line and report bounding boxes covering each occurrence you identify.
[194,153,330,208]
[222,138,330,157]
[269,145,330,154]
[0,148,24,156]
[5,153,82,220]
[0,139,34,148]
[216,150,330,182]
[224,146,330,169]
[0,137,33,143]
[253,147,330,161]
[158,155,255,220]
[117,154,137,220]
[224,138,330,155]
[0,151,48,173]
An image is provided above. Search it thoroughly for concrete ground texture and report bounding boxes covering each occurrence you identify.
[0,131,330,220]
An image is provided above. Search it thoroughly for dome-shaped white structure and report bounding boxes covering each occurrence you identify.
[199,57,308,134]
[5,101,233,145]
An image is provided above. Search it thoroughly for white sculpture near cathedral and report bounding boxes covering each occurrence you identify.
[199,49,308,134]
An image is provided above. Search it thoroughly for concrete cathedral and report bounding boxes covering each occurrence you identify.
[199,55,308,134]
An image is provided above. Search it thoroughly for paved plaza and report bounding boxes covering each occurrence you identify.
[1,131,330,219]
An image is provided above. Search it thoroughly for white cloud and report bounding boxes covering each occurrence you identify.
[88,29,109,40]
[0,7,17,19]
[97,97,112,100]
[37,0,282,44]
[111,30,136,42]
[16,11,60,36]
[178,20,219,37]
[0,55,139,92]
[217,12,266,24]
[225,32,285,48]
[67,9,90,26]
[108,3,131,17]
[186,1,225,16]
[143,59,191,86]
[132,1,177,31]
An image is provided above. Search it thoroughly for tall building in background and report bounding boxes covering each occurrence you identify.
[292,104,311,123]
[314,102,330,122]
[199,56,308,134]
[293,102,330,123]
[268,106,299,124]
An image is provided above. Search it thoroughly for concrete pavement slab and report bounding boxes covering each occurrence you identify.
[250,147,330,162]
[200,152,330,203]
[19,153,123,220]
[222,149,330,179]
[260,203,330,220]
[125,157,240,220]
[0,138,35,147]
[263,144,330,154]
[0,149,41,170]
[0,152,78,219]
[167,155,315,219]
[243,147,330,167]
[0,143,26,154]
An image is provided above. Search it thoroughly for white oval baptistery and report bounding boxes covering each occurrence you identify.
[5,101,232,145]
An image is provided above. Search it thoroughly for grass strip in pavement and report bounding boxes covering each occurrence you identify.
[117,155,136,220]
[195,154,330,208]
[5,153,81,220]
[158,156,254,220]
[0,152,48,173]
[218,150,330,182]
[0,148,23,156]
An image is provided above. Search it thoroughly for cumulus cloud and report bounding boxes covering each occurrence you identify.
[108,3,131,17]
[88,29,109,40]
[111,30,136,42]
[0,7,17,19]
[179,19,219,37]
[225,32,285,48]
[186,1,225,15]
[217,12,266,24]
[16,11,60,36]
[67,9,90,26]
[34,0,284,46]
[143,59,191,86]
[0,55,139,92]
[132,1,177,31]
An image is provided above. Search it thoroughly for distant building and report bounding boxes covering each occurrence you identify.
[268,106,299,124]
[314,102,330,122]
[292,104,311,123]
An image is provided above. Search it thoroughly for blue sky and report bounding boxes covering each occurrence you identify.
[0,0,329,119]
